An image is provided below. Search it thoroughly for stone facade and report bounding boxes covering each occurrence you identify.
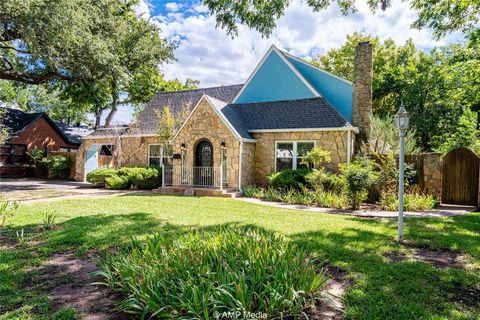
[352,42,373,139]
[172,98,241,188]
[421,153,443,198]
[251,130,353,185]
[75,135,162,181]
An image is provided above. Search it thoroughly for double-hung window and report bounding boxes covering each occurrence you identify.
[148,144,173,166]
[275,141,315,171]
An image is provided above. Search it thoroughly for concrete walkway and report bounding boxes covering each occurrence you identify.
[236,197,477,218]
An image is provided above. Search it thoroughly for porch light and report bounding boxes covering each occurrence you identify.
[395,101,410,243]
[220,141,226,149]
[180,143,186,151]
[394,102,410,131]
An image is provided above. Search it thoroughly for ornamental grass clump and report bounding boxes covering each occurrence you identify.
[97,226,327,319]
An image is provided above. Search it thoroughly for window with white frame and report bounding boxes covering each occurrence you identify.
[275,141,315,171]
[148,144,173,167]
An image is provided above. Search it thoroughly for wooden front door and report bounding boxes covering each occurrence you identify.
[442,148,479,206]
[194,140,214,186]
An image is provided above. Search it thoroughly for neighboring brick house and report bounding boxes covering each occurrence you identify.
[76,43,373,191]
[0,108,92,176]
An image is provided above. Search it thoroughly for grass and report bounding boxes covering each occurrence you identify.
[0,194,479,319]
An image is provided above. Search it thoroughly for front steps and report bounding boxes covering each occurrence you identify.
[153,186,243,198]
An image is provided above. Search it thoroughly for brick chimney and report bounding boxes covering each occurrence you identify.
[352,41,373,140]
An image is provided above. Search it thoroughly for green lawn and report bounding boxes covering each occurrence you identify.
[1,195,479,319]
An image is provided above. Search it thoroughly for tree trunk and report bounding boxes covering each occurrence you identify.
[94,108,103,129]
[104,79,118,128]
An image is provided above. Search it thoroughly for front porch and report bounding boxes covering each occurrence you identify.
[154,185,243,198]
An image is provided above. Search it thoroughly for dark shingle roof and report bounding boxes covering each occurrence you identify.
[0,108,43,134]
[219,97,352,139]
[137,84,243,135]
[54,122,93,145]
[87,84,243,137]
[0,107,92,145]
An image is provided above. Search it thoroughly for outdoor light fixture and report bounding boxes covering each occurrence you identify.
[220,141,226,149]
[395,102,410,242]
[180,143,186,151]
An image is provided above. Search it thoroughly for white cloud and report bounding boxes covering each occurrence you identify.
[155,0,462,87]
[134,0,151,19]
[165,2,184,13]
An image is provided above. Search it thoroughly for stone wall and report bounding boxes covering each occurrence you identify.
[241,142,256,188]
[75,135,162,181]
[251,130,353,185]
[421,153,443,198]
[352,42,373,139]
[172,98,241,188]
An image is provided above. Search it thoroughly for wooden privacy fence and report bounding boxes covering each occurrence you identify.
[405,149,480,206]
[441,148,479,206]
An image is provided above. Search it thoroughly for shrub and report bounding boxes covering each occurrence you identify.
[86,168,117,185]
[300,147,331,168]
[105,174,131,190]
[97,226,327,319]
[314,191,349,209]
[267,169,309,191]
[131,167,162,190]
[243,185,264,198]
[380,192,438,211]
[340,158,377,210]
[0,197,19,228]
[281,189,316,206]
[306,169,346,193]
[44,155,72,179]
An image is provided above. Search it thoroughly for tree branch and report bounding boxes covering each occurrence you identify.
[0,70,73,84]
[0,45,30,54]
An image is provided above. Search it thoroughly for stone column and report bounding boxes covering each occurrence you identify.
[352,41,373,141]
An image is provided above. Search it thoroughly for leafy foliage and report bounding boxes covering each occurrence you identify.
[313,33,480,151]
[98,226,327,318]
[435,108,480,154]
[0,197,19,228]
[300,147,332,168]
[267,169,310,191]
[87,167,163,190]
[42,212,58,230]
[86,168,117,185]
[380,192,437,211]
[43,155,72,179]
[104,174,131,190]
[340,158,377,209]
[203,0,479,40]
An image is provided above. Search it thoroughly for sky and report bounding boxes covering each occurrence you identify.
[103,0,463,124]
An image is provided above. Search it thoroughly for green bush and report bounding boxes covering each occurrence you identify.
[131,167,162,190]
[97,226,327,319]
[281,189,316,206]
[306,169,346,193]
[105,174,131,190]
[380,192,437,211]
[243,185,264,198]
[314,191,349,209]
[86,168,117,185]
[340,158,377,210]
[44,155,72,179]
[267,169,309,191]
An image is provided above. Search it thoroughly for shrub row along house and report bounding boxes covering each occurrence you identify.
[76,43,373,192]
[0,108,91,176]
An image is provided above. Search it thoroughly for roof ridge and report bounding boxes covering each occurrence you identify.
[153,83,244,96]
[231,96,326,106]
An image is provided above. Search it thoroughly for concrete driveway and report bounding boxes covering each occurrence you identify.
[0,178,144,202]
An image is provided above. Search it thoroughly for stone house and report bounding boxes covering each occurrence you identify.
[76,43,373,191]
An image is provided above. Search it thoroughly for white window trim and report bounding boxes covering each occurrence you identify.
[148,144,162,167]
[274,140,316,171]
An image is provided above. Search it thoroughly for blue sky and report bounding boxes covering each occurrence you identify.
[102,0,464,125]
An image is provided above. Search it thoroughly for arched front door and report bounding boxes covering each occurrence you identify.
[194,140,214,186]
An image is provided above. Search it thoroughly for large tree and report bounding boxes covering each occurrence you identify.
[203,0,479,40]
[311,33,480,151]
[1,0,176,127]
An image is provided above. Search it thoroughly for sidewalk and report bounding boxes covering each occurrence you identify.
[235,197,477,218]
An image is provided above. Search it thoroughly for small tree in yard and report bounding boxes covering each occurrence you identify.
[341,158,377,210]
[301,147,332,168]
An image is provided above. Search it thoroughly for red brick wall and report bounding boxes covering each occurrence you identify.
[10,117,78,152]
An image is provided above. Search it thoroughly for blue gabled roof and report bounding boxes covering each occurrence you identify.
[232,45,353,123]
[233,46,318,104]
